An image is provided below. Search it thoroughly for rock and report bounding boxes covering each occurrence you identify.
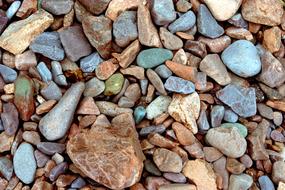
[134,106,146,124]
[228,174,253,190]
[80,52,103,73]
[104,73,124,96]
[241,0,283,26]
[137,48,173,69]
[145,176,170,190]
[0,157,13,180]
[0,10,53,54]
[203,147,223,162]
[0,132,14,153]
[263,26,281,53]
[240,154,253,168]
[13,143,36,184]
[137,4,161,47]
[258,176,275,190]
[16,0,37,18]
[216,84,256,118]
[206,127,247,158]
[0,15,8,34]
[71,177,86,189]
[172,122,197,146]
[165,60,197,82]
[197,109,210,131]
[1,103,19,136]
[176,0,192,13]
[40,81,62,101]
[257,103,273,120]
[37,62,52,83]
[199,54,231,85]
[59,26,92,62]
[113,11,138,47]
[149,132,178,149]
[151,0,176,26]
[41,0,74,15]
[78,0,110,15]
[213,157,229,190]
[15,50,37,70]
[6,1,21,20]
[226,158,245,174]
[51,61,67,86]
[272,161,285,184]
[67,113,145,189]
[147,69,167,95]
[278,182,285,190]
[159,184,196,190]
[155,65,172,79]
[204,0,242,21]
[183,159,217,190]
[34,150,49,167]
[14,74,35,121]
[221,40,261,78]
[210,105,225,128]
[228,13,248,29]
[164,76,195,94]
[168,10,196,33]
[168,92,200,134]
[39,82,85,141]
[84,77,105,97]
[22,131,41,145]
[273,112,283,126]
[226,27,253,40]
[96,101,133,117]
[82,15,112,59]
[146,96,171,120]
[140,125,166,137]
[223,109,238,123]
[153,148,182,173]
[37,142,65,155]
[159,27,183,50]
[95,59,119,80]
[197,4,224,39]
[184,40,207,58]
[49,162,68,181]
[163,173,187,183]
[220,123,248,138]
[0,64,17,83]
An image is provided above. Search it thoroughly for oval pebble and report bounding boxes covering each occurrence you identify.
[220,123,248,137]
[164,76,195,94]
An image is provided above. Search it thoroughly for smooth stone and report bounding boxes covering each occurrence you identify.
[163,173,187,183]
[144,159,161,176]
[41,0,74,15]
[139,125,166,137]
[257,103,273,120]
[197,4,224,39]
[223,109,238,123]
[228,13,248,29]
[229,174,253,190]
[258,176,275,190]
[271,130,285,143]
[0,15,8,34]
[13,143,36,184]
[49,162,68,181]
[146,96,171,120]
[206,127,247,158]
[220,123,248,137]
[37,62,52,83]
[113,11,138,48]
[0,157,13,180]
[0,64,17,83]
[216,84,256,118]
[6,1,21,19]
[39,82,85,141]
[221,40,261,78]
[104,73,124,96]
[272,161,285,184]
[51,61,67,86]
[84,77,105,97]
[40,81,62,101]
[80,52,103,73]
[210,105,225,128]
[30,32,64,61]
[151,0,176,26]
[155,65,172,79]
[15,50,37,71]
[71,177,86,189]
[197,109,210,131]
[164,76,195,94]
[118,96,134,108]
[273,112,283,126]
[168,10,196,33]
[37,142,65,155]
[34,150,49,168]
[134,106,146,124]
[95,101,133,117]
[159,27,183,50]
[78,0,111,15]
[137,48,173,69]
[1,103,19,136]
[147,69,167,95]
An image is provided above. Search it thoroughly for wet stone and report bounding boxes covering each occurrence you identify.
[168,10,196,33]
[151,0,176,26]
[164,76,195,94]
[41,0,74,15]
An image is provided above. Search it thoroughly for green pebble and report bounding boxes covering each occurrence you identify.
[137,48,173,69]
[104,73,124,96]
[134,106,146,124]
[220,123,248,137]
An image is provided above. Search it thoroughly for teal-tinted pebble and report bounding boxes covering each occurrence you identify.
[220,123,248,137]
[134,106,146,124]
[104,73,124,96]
[137,48,173,69]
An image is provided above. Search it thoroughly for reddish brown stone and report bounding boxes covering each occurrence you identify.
[95,59,119,80]
[78,0,110,15]
[16,0,37,18]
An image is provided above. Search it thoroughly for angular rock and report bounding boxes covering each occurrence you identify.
[159,27,183,50]
[164,76,195,94]
[168,10,196,33]
[0,65,17,83]
[197,109,210,131]
[16,0,37,18]
[263,26,281,53]
[79,0,110,15]
[147,69,167,95]
[95,59,119,80]
[34,150,49,168]
[226,158,245,174]
[84,77,105,97]
[228,174,253,190]
[153,148,182,173]
[80,52,103,73]
[41,0,74,15]
[15,50,37,70]
[0,157,13,180]
[146,96,171,120]
[1,103,19,136]
[105,0,140,21]
[151,0,176,26]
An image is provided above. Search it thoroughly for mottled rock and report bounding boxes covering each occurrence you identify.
[197,109,210,131]
[159,27,183,50]
[164,76,195,94]
[80,52,103,73]
[228,13,248,29]
[0,65,17,83]
[151,0,176,26]
[226,158,245,174]
[41,0,74,15]
[0,132,14,153]
[272,161,285,184]
[220,123,248,138]
[49,162,68,181]
[153,148,182,173]
[104,73,124,96]
[15,50,37,70]
[1,103,18,136]
[0,157,13,180]
[146,96,171,120]
[228,174,253,190]
[84,77,105,97]
[168,10,196,33]
[172,122,197,146]
[210,105,224,128]
[155,65,172,79]
[37,62,52,83]
[79,0,110,15]
[16,0,37,18]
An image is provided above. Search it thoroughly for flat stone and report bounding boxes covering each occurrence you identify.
[153,148,182,173]
[41,0,73,15]
[104,73,124,96]
[210,105,225,128]
[221,40,261,78]
[0,10,54,54]
[105,0,140,21]
[220,123,248,138]
[49,162,68,181]
[206,127,247,158]
[139,125,166,137]
[155,65,172,79]
[78,0,110,15]
[151,0,176,26]
[263,26,281,53]
[146,96,171,120]
[257,103,273,120]
[172,122,197,146]
[203,147,223,162]
[164,76,195,94]
[0,132,14,153]
[147,69,167,95]
[272,161,285,184]
[159,184,196,190]
[22,131,41,145]
[168,10,196,33]
[13,143,36,184]
[15,50,37,70]
[228,174,253,190]
[0,157,13,180]
[39,82,85,141]
[258,176,275,190]
[59,26,92,62]
[1,102,19,136]
[216,84,256,118]
[84,77,105,97]
[37,142,65,155]
[80,52,103,73]
[271,130,285,142]
[159,27,183,50]
[0,16,8,34]
[176,0,192,13]
[0,63,17,83]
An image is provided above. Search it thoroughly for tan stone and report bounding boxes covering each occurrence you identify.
[226,158,246,174]
[182,159,217,190]
[36,100,57,115]
[272,161,285,183]
[56,175,76,187]
[15,50,37,70]
[225,27,253,41]
[148,133,178,149]
[2,51,15,68]
[105,0,140,21]
[159,184,197,190]
[278,182,285,190]
[203,147,223,162]
[120,66,145,80]
[0,10,54,54]
[172,122,197,146]
[22,131,41,145]
[0,132,14,152]
[77,97,100,115]
[263,26,282,53]
[3,83,14,94]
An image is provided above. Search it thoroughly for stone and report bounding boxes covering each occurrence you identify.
[257,103,273,120]
[220,123,248,138]
[197,109,210,131]
[213,157,229,190]
[240,154,252,168]
[225,27,253,41]
[51,61,67,86]
[137,4,161,47]
[49,162,68,181]
[153,148,182,173]
[16,0,37,18]
[59,26,92,62]
[223,109,238,123]
[273,112,283,126]
[163,173,186,183]
[241,0,283,26]
[113,11,138,48]
[206,127,247,158]
[221,40,261,78]
[263,26,281,53]
[155,65,172,79]
[216,84,256,118]
[168,10,196,33]
[82,15,112,59]
[164,76,195,94]
[30,32,64,61]
[147,69,167,95]
[0,10,53,54]
[124,83,141,102]
[0,157,13,180]
[148,133,178,148]
[41,0,74,15]
[37,142,65,155]
[228,13,248,29]
[165,60,197,82]
[139,125,166,137]
[14,74,35,121]
[226,158,245,174]
[272,161,285,184]
[172,122,197,146]
[0,64,17,83]
[210,105,224,128]
[1,103,19,136]
[151,0,176,26]
[204,0,242,21]
[67,113,145,189]
[159,184,196,190]
[79,0,110,15]
[71,177,86,189]
[258,176,275,190]
[168,92,200,134]
[137,48,173,69]
[22,131,40,145]
[183,159,217,190]
[96,101,133,117]
[95,59,119,80]
[80,52,103,73]
[176,0,192,13]
[159,27,183,50]
[13,143,36,184]
[37,62,52,83]
[145,159,161,176]
[6,1,21,19]
[0,132,14,152]
[145,177,170,190]
[203,147,223,162]
[0,15,8,34]
[15,50,37,70]
[40,81,62,101]
[104,73,124,96]
[77,97,100,115]
[34,150,49,168]
[146,96,171,120]
[228,174,253,190]
[197,4,224,39]
[278,182,285,190]
[84,77,105,97]
[36,100,57,115]
[184,40,207,58]
[39,82,85,141]
[134,106,146,124]
[106,0,139,20]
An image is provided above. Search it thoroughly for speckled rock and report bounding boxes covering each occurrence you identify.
[168,10,196,33]
[151,0,176,26]
[41,0,74,15]
[146,96,171,120]
[164,76,195,94]
[80,52,103,73]
[104,73,124,96]
[153,148,182,173]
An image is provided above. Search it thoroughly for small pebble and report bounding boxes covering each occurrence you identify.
[151,0,176,26]
[6,1,21,20]
[0,64,17,83]
[258,176,275,190]
[223,109,238,123]
[210,105,225,128]
[134,106,146,124]
[104,73,124,96]
[84,77,105,97]
[155,65,172,79]
[37,62,52,83]
[0,157,13,180]
[146,96,172,120]
[164,76,195,94]
[168,10,196,33]
[37,142,66,156]
[40,81,62,101]
[41,0,74,15]
[220,123,248,137]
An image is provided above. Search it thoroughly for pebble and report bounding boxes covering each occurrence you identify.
[184,40,207,58]
[124,83,141,102]
[206,127,247,158]
[216,84,256,118]
[263,26,281,53]
[71,177,86,189]
[0,132,14,153]
[113,11,138,47]
[22,131,40,145]
[41,0,73,15]
[15,50,37,71]
[154,65,172,79]
[134,106,146,124]
[272,161,285,184]
[176,0,192,13]
[164,76,195,94]
[0,157,13,180]
[37,142,65,155]
[146,96,171,120]
[165,60,197,82]
[197,109,210,131]
[271,130,285,142]
[104,73,124,96]
[16,0,37,18]
[226,158,245,174]
[139,125,166,137]
[168,10,196,33]
[172,122,197,146]
[153,148,182,173]
[0,64,17,83]
[59,26,92,62]
[159,27,183,50]
[278,182,285,190]
[84,77,105,97]
[1,102,19,136]
[95,59,119,80]
[30,32,64,61]
[273,112,283,126]
[118,97,134,108]
[159,184,196,190]
[145,176,170,190]
[147,69,167,95]
[225,27,253,41]
[80,52,102,73]
[137,48,173,69]
[203,147,223,162]
[220,123,248,137]
[163,173,186,183]
[51,61,67,86]
[257,103,273,120]
[240,154,253,168]
[197,4,224,39]
[223,109,238,123]
[105,0,139,21]
[228,13,248,29]
[13,143,36,184]
[96,101,133,117]
[39,82,85,141]
[151,0,176,26]
[34,150,49,168]
[144,159,161,176]
[258,176,275,190]
[37,62,52,83]
[49,162,68,181]
[210,105,225,128]
[6,1,21,19]
[78,0,110,15]
[213,157,229,190]
[40,81,62,101]
[228,174,253,190]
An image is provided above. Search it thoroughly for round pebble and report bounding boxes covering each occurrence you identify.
[104,73,124,96]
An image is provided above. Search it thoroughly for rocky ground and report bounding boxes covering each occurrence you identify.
[0,0,284,189]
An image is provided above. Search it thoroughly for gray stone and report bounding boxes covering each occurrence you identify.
[210,105,225,128]
[39,82,85,141]
[80,52,103,73]
[168,10,196,33]
[228,13,248,29]
[154,65,172,79]
[51,61,67,86]
[140,79,148,95]
[221,40,261,78]
[34,150,49,168]
[197,109,210,131]
[0,64,17,83]
[164,76,195,94]
[49,162,68,181]
[0,157,13,180]
[84,77,105,97]
[41,81,62,101]
[1,102,19,136]
[197,4,224,39]
[37,142,65,155]
[30,32,64,61]
[37,62,52,83]
[258,176,275,190]
[229,174,253,190]
[163,173,187,183]
[223,109,238,123]
[144,159,161,176]
[257,103,273,120]
[151,0,176,26]
[41,0,74,15]
[113,11,138,47]
[13,143,36,184]
[146,96,172,120]
[139,125,166,137]
[273,112,283,126]
[216,84,256,118]
[6,1,21,20]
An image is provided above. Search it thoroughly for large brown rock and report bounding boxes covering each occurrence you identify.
[67,113,145,189]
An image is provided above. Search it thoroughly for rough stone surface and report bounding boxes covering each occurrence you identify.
[84,77,105,97]
[41,0,74,15]
[0,157,13,180]
[151,0,176,26]
[164,76,195,94]
[272,161,285,184]
[153,148,182,173]
[1,103,19,136]
[160,27,183,50]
